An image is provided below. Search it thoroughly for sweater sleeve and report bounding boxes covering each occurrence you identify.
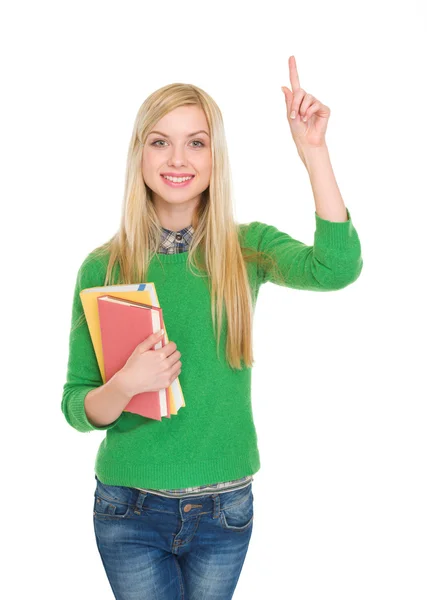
[253,207,363,290]
[61,253,123,433]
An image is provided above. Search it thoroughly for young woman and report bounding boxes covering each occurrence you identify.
[62,56,363,599]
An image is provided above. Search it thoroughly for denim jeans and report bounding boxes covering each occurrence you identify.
[93,474,254,599]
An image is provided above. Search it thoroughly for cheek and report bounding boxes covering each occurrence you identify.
[141,155,160,179]
[197,155,212,177]
[196,168,211,186]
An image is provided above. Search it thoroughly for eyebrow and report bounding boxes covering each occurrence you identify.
[148,130,210,138]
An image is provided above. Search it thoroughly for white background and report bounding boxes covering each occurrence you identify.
[2,0,426,598]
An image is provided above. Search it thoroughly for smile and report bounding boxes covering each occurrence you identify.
[161,175,195,187]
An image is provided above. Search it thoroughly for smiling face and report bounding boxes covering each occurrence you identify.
[142,104,212,230]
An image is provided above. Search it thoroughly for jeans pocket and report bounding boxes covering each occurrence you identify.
[93,477,132,519]
[219,485,254,532]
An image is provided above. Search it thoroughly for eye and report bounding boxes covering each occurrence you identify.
[151,139,205,148]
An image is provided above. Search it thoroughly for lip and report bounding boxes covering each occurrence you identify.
[160,174,195,188]
[161,172,195,177]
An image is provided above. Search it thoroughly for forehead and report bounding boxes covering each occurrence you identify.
[149,105,209,136]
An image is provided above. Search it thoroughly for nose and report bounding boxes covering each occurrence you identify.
[167,145,189,165]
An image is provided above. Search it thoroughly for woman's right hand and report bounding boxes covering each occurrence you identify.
[117,330,182,397]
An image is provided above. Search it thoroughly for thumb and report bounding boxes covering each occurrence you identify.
[281,86,292,114]
[139,329,164,351]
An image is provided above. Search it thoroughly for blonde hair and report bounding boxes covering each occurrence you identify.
[74,83,284,370]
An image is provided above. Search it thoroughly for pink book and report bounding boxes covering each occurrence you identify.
[97,295,168,421]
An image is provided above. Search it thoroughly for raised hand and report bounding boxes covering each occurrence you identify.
[281,55,331,156]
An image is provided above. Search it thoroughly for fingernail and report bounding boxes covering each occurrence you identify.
[290,110,296,119]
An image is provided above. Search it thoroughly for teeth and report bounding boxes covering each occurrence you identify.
[163,175,193,183]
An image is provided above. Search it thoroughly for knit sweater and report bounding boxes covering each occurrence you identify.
[61,207,363,490]
[132,223,254,498]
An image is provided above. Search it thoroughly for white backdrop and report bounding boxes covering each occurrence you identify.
[2,0,426,598]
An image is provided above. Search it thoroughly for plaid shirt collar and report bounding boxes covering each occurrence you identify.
[159,224,194,254]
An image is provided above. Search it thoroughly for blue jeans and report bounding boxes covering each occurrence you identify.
[93,474,254,599]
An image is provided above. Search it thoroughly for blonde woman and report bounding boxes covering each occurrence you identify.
[62,56,363,599]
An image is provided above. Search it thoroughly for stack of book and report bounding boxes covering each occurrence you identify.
[79,282,185,421]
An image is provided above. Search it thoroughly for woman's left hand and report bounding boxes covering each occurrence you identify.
[281,55,331,157]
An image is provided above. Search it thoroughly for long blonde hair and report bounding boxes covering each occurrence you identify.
[74,83,283,370]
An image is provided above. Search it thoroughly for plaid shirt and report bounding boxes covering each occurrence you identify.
[133,223,254,498]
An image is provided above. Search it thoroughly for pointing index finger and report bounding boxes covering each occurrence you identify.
[289,55,301,92]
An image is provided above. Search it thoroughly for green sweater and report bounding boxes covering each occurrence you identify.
[61,208,363,489]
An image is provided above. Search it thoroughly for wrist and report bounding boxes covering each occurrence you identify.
[111,369,134,401]
[298,143,329,167]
